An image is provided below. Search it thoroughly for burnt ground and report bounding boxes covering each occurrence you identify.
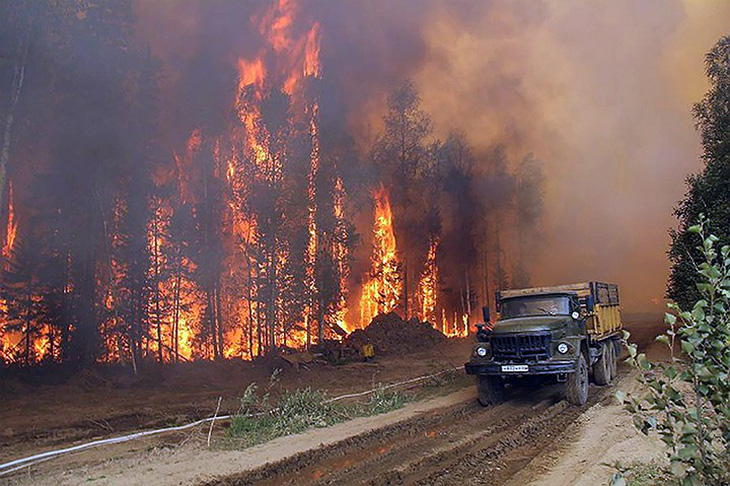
[0,314,665,485]
[0,336,470,465]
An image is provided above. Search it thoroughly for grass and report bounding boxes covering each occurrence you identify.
[227,387,349,446]
[225,368,469,449]
[225,385,408,448]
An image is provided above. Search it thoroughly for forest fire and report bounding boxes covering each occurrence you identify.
[416,237,438,326]
[0,0,550,368]
[2,182,17,262]
[359,187,402,329]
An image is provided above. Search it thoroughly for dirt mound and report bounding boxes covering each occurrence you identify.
[344,312,446,356]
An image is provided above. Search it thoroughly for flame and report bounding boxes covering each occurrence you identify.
[3,182,18,261]
[259,0,296,53]
[304,101,319,345]
[0,0,473,367]
[416,237,438,324]
[237,58,267,93]
[359,186,402,328]
[332,175,350,331]
[303,22,321,78]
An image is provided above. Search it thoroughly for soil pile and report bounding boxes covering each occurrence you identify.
[344,312,446,356]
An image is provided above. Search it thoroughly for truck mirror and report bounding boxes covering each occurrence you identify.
[475,323,491,342]
[482,305,490,323]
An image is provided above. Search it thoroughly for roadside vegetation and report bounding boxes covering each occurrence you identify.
[614,35,730,486]
[617,217,730,485]
[668,36,730,311]
[225,368,468,448]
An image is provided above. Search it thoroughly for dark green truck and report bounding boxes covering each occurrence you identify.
[464,282,623,406]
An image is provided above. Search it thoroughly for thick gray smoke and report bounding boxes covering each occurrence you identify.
[133,0,730,313]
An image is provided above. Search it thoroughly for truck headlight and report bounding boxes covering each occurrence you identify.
[476,346,488,357]
[557,342,569,354]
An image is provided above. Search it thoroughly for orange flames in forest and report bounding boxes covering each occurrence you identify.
[2,182,17,261]
[0,0,470,367]
[416,237,438,325]
[357,190,468,336]
[359,187,402,328]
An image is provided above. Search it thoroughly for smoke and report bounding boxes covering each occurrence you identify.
[132,0,730,313]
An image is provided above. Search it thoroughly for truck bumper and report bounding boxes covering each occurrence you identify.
[464,360,576,376]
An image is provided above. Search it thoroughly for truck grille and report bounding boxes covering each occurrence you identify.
[491,333,551,361]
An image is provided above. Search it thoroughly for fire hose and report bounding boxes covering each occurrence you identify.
[0,365,463,476]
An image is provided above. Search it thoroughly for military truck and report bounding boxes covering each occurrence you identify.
[464,282,622,406]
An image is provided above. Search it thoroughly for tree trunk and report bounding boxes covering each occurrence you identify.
[208,287,218,360]
[153,216,163,365]
[24,283,32,366]
[173,271,181,363]
[247,283,253,359]
[215,280,224,358]
[0,36,28,213]
[403,258,409,320]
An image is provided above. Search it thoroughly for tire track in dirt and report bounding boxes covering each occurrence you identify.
[206,370,624,486]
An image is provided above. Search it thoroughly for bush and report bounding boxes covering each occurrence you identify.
[226,383,409,448]
[227,387,347,446]
[363,384,405,415]
[619,215,730,485]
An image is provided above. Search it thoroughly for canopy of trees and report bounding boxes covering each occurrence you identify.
[668,36,730,310]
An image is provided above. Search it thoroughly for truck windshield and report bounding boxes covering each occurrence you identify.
[500,295,571,319]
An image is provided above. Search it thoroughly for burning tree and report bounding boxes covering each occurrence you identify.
[0,0,545,369]
[359,187,402,328]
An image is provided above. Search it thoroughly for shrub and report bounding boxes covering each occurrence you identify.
[619,215,730,485]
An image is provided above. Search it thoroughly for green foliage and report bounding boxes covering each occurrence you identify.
[227,387,347,447]
[226,382,407,448]
[362,385,406,415]
[668,36,730,310]
[620,216,730,485]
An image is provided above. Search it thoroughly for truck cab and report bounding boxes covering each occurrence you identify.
[465,282,622,406]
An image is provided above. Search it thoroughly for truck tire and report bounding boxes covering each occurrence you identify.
[608,339,618,379]
[566,352,589,406]
[593,341,611,385]
[477,375,504,406]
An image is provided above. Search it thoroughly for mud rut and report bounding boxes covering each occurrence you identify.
[206,370,624,486]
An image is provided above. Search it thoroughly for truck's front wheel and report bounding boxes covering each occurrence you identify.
[565,352,589,406]
[477,375,504,406]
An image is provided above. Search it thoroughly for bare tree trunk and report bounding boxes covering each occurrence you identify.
[215,281,224,358]
[24,283,32,366]
[153,216,163,364]
[0,36,28,212]
[268,237,277,352]
[401,274,407,321]
[247,283,253,359]
[173,271,181,363]
[207,288,218,360]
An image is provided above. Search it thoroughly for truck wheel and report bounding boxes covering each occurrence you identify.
[477,375,504,406]
[593,342,611,385]
[608,339,618,379]
[566,353,589,406]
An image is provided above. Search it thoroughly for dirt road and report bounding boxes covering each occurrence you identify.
[2,315,664,485]
[207,371,632,486]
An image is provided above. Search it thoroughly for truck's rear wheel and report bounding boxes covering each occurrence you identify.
[477,375,504,406]
[608,339,618,379]
[593,341,612,385]
[566,352,589,405]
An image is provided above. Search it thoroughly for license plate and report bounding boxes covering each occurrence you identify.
[501,364,529,373]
